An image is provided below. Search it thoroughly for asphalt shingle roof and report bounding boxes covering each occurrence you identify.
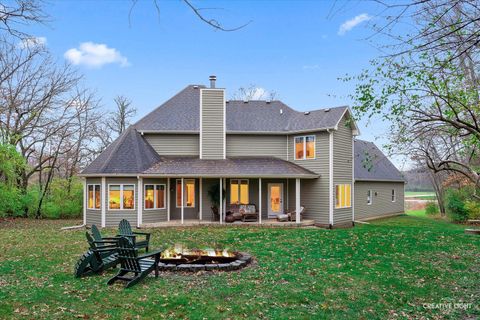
[354,139,405,182]
[133,85,349,133]
[81,127,161,174]
[144,156,318,178]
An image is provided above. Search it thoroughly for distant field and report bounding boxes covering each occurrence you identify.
[405,191,436,199]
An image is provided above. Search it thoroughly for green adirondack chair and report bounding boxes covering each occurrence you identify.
[74,232,119,278]
[107,237,161,288]
[118,219,151,252]
[91,224,119,242]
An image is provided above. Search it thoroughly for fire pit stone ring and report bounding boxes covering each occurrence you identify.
[158,252,252,272]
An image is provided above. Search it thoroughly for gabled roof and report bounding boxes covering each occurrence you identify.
[81,127,161,174]
[133,85,356,134]
[143,156,318,178]
[354,139,405,182]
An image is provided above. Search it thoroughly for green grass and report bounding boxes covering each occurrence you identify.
[0,217,479,319]
[405,191,437,200]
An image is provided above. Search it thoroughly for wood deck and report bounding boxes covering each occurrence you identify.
[140,219,316,228]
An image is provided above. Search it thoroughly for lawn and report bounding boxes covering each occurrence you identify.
[405,191,437,200]
[0,216,479,319]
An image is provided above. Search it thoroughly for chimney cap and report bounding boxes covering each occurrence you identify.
[209,75,217,88]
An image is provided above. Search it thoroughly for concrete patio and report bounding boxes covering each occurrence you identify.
[140,218,316,228]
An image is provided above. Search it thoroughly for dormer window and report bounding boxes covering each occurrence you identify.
[294,135,315,160]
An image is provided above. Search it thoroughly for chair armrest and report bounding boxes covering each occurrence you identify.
[132,231,151,237]
[138,249,162,260]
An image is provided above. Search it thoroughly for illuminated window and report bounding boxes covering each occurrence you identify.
[335,184,351,209]
[391,189,396,202]
[145,184,165,210]
[87,184,101,209]
[108,184,135,210]
[230,179,249,204]
[176,179,195,208]
[294,135,315,160]
[367,189,372,205]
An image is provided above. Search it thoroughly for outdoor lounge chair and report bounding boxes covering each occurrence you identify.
[91,224,119,242]
[74,232,119,278]
[118,219,151,252]
[286,206,305,222]
[107,237,161,289]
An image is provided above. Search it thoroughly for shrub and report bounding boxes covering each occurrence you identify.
[465,200,480,220]
[445,189,469,223]
[425,202,439,216]
[0,183,24,217]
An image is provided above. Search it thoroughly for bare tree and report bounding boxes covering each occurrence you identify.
[230,84,277,101]
[107,95,136,136]
[0,0,47,39]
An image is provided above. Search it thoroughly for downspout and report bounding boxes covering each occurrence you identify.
[327,129,334,229]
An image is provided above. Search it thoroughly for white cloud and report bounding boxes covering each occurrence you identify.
[338,13,371,35]
[19,36,47,49]
[64,42,129,68]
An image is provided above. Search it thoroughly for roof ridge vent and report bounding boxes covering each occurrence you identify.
[193,85,199,89]
[243,99,248,103]
[266,99,271,104]
[304,111,310,115]
[324,108,330,112]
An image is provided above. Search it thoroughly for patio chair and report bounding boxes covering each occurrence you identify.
[91,224,119,242]
[286,206,305,222]
[74,232,119,278]
[118,219,151,252]
[107,237,161,289]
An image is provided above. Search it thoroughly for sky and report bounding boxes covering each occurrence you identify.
[24,0,407,168]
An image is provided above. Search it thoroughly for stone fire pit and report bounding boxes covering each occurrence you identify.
[158,245,252,272]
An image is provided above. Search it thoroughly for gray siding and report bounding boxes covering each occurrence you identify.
[85,178,102,226]
[288,132,330,225]
[355,181,405,220]
[142,178,168,223]
[201,89,225,159]
[105,177,138,227]
[144,134,199,156]
[333,116,354,225]
[226,135,288,160]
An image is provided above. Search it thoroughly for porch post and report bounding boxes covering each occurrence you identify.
[181,177,184,224]
[167,178,170,221]
[219,178,223,224]
[199,177,203,220]
[82,178,87,225]
[223,178,226,216]
[137,176,143,228]
[101,176,106,228]
[295,178,301,224]
[258,178,262,224]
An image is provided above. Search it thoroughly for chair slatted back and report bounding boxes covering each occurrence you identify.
[118,219,133,236]
[86,232,118,260]
[91,225,102,242]
[117,237,141,273]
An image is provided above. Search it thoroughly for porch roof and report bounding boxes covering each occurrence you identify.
[141,156,319,178]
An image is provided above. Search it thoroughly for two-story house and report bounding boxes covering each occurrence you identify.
[79,76,405,228]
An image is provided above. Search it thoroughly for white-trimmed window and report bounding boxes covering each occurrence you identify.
[391,189,396,202]
[335,184,351,208]
[367,189,373,205]
[145,184,166,210]
[87,184,101,210]
[294,135,315,160]
[176,179,195,208]
[230,179,249,204]
[108,184,135,210]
